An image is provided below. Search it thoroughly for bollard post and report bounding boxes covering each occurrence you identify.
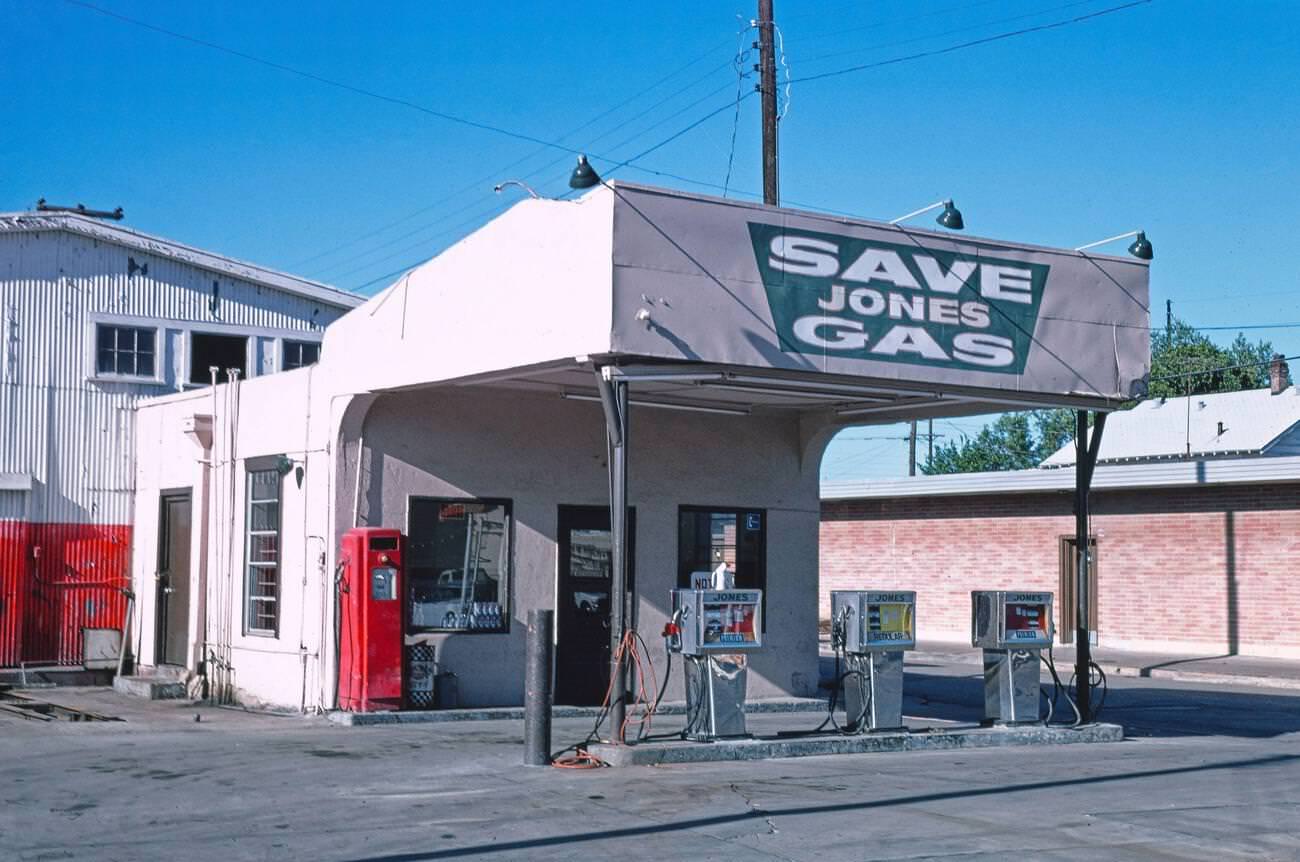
[523,609,554,766]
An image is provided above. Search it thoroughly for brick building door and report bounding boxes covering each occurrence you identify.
[1058,536,1098,645]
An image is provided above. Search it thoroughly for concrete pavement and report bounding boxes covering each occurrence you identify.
[3,657,1300,860]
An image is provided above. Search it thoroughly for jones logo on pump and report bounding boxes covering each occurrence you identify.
[747,223,1049,374]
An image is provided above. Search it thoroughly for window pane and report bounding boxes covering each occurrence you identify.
[303,343,320,363]
[249,470,279,502]
[407,498,510,632]
[250,500,278,531]
[95,325,158,377]
[248,533,278,563]
[245,468,281,634]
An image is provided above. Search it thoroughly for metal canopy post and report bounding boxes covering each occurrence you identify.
[594,367,630,739]
[1074,409,1106,722]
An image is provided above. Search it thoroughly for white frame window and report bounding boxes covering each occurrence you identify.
[244,467,282,637]
[93,322,161,381]
[281,339,321,371]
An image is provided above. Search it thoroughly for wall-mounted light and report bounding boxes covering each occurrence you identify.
[568,154,601,190]
[1075,229,1154,260]
[890,199,964,230]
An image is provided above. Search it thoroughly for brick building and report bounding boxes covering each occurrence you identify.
[821,369,1300,659]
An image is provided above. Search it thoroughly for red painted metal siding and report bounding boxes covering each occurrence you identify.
[0,521,131,666]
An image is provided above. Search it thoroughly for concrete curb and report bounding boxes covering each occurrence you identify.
[329,696,828,726]
[588,722,1124,767]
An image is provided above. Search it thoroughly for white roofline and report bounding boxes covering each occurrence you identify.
[0,211,363,309]
[822,455,1300,500]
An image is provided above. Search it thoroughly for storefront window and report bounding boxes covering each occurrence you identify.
[677,507,766,594]
[407,498,510,632]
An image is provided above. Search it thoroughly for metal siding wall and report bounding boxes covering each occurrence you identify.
[0,228,351,665]
[0,519,30,665]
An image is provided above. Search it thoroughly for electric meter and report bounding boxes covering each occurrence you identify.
[831,590,916,653]
[671,589,762,656]
[971,591,1054,650]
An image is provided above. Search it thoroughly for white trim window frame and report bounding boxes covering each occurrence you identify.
[280,338,322,371]
[87,317,164,384]
[244,466,282,637]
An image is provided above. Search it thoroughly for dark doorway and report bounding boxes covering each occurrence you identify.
[155,492,192,667]
[189,333,248,384]
[555,505,635,706]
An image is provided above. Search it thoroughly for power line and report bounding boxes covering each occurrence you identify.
[293,44,741,271]
[64,1,609,157]
[795,0,1107,66]
[787,0,1154,85]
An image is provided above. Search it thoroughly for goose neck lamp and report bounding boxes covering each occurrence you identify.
[569,154,602,190]
[1075,230,1154,260]
[890,199,964,230]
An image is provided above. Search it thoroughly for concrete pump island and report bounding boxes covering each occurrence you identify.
[127,181,1149,765]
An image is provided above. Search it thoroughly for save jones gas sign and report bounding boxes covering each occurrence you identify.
[747,223,1047,375]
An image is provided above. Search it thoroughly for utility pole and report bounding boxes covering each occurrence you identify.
[927,419,934,463]
[908,420,917,477]
[1166,299,1172,336]
[757,0,778,206]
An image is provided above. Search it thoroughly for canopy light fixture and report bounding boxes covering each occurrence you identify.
[568,154,601,190]
[493,180,540,199]
[890,199,964,230]
[1075,229,1154,260]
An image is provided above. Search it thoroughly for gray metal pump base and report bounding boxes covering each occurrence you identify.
[588,722,1124,767]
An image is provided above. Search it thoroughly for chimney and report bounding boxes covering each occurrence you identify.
[1270,353,1289,395]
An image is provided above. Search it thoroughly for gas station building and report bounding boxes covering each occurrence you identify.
[127,183,1150,712]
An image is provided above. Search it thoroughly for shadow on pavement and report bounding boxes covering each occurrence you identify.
[342,752,1300,861]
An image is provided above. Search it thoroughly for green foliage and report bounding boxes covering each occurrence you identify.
[923,316,1287,474]
[922,410,1077,474]
[1149,318,1281,398]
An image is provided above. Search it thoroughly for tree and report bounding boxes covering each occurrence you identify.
[1149,318,1280,397]
[923,316,1287,474]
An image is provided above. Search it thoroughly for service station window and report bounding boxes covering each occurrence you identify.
[244,468,281,636]
[677,507,767,594]
[95,324,156,378]
[282,340,321,370]
[407,498,510,633]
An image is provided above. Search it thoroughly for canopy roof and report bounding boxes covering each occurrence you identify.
[320,183,1150,421]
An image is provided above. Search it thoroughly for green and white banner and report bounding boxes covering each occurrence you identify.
[747,224,1048,375]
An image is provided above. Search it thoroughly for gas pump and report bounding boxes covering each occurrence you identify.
[971,590,1054,724]
[338,528,405,711]
[829,590,916,731]
[667,587,763,741]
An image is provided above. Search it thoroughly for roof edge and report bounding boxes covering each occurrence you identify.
[0,211,363,309]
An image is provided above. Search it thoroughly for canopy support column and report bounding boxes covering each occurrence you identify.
[1074,409,1106,722]
[595,366,630,739]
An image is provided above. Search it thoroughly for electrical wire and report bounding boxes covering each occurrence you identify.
[722,21,756,197]
[787,0,1154,86]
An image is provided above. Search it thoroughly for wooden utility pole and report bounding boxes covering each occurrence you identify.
[758,0,778,206]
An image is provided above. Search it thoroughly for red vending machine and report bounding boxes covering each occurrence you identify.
[338,528,404,711]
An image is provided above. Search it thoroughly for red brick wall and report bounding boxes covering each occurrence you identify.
[820,484,1300,657]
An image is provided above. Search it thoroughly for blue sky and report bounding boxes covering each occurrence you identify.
[5,1,1298,481]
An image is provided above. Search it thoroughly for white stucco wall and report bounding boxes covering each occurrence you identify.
[131,368,340,709]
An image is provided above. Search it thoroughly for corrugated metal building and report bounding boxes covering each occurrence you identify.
[0,211,361,667]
